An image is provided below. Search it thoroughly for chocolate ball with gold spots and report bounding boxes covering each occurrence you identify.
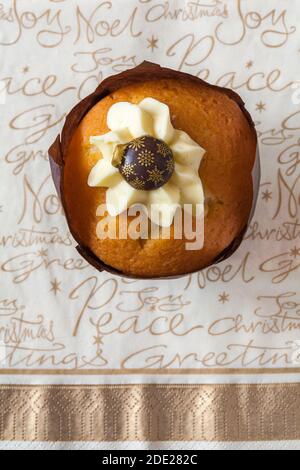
[112,136,175,190]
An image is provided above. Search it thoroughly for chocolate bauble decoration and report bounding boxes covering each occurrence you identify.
[112,136,174,190]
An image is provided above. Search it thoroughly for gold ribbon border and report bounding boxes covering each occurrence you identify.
[0,383,299,442]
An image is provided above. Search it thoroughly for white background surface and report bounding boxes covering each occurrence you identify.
[0,0,300,449]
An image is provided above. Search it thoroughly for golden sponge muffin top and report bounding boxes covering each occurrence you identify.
[63,78,257,278]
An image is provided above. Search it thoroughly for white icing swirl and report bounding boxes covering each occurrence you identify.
[88,98,206,227]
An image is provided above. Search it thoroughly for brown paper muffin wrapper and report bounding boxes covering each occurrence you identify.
[49,61,260,280]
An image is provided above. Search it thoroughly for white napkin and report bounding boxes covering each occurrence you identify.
[0,0,299,449]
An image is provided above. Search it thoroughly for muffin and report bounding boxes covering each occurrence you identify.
[49,62,258,278]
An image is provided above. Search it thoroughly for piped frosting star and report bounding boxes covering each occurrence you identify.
[88,98,206,227]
